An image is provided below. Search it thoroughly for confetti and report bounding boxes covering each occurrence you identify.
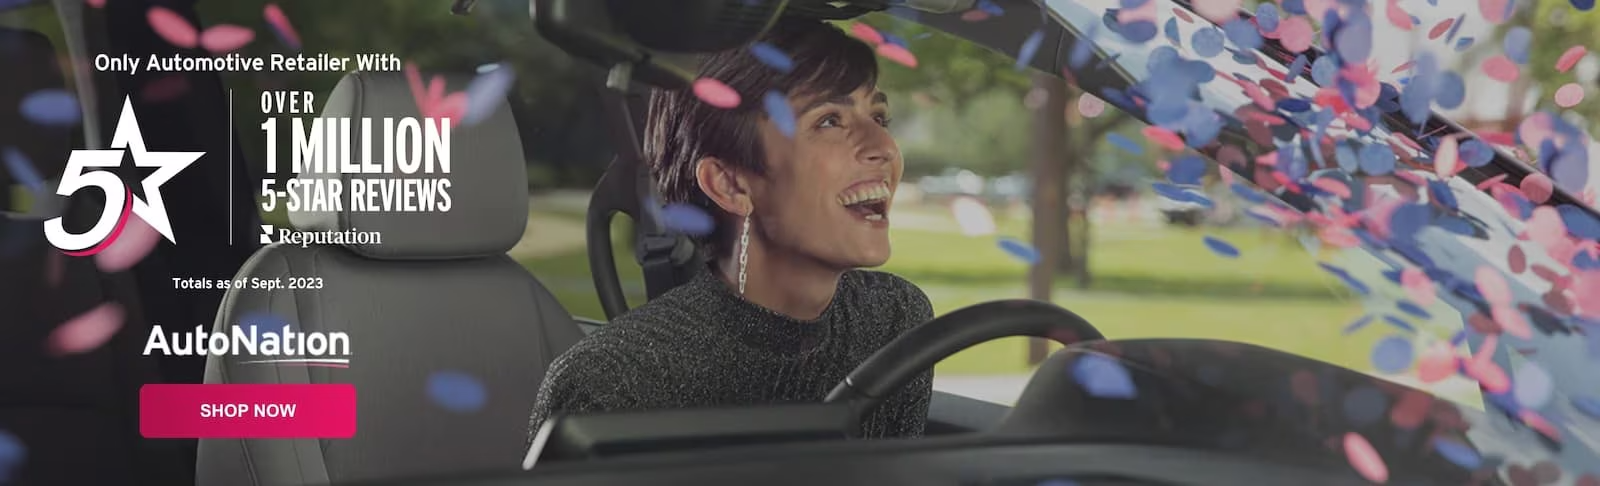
[749,42,794,72]
[1015,30,1044,70]
[1371,335,1414,373]
[1277,17,1313,53]
[997,237,1040,264]
[1416,342,1457,383]
[691,78,740,109]
[1512,362,1553,409]
[1072,354,1137,399]
[876,43,918,68]
[1077,94,1106,118]
[1343,433,1389,483]
[763,90,796,137]
[141,74,191,103]
[1572,396,1600,419]
[1191,27,1225,58]
[1106,133,1143,155]
[2,147,45,195]
[1167,155,1206,185]
[1464,358,1510,394]
[1556,46,1587,73]
[1475,266,1512,307]
[1554,83,1585,108]
[1202,235,1240,258]
[1519,173,1553,204]
[1385,0,1413,30]
[47,302,124,356]
[1431,438,1481,469]
[263,4,301,50]
[198,25,254,54]
[1193,0,1241,24]
[661,203,715,236]
[1479,0,1513,23]
[0,430,21,483]
[94,213,162,273]
[427,371,487,413]
[1480,55,1520,82]
[462,63,516,126]
[19,89,81,127]
[147,6,198,47]
[1502,27,1532,64]
[850,23,884,45]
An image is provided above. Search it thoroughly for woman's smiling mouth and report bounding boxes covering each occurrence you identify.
[839,180,892,223]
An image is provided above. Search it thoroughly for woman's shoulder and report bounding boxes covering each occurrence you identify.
[842,269,934,323]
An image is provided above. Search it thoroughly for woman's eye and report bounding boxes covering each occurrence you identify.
[817,114,841,128]
[875,114,893,127]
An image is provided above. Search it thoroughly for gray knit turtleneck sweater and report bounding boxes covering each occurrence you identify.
[526,268,935,446]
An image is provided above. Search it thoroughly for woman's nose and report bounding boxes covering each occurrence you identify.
[856,124,899,167]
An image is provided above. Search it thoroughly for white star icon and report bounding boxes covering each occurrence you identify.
[109,96,203,244]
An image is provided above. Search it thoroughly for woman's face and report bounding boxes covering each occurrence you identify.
[748,85,902,270]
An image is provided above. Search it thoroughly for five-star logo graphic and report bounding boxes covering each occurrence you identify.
[45,97,203,254]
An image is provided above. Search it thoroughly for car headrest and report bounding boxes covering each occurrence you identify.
[287,71,528,260]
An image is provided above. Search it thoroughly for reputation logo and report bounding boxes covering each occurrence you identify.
[44,97,202,254]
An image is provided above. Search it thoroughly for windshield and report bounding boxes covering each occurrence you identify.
[1028,0,1600,478]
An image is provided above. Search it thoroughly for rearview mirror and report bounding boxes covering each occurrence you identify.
[532,0,788,89]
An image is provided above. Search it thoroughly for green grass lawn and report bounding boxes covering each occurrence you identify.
[520,207,1383,376]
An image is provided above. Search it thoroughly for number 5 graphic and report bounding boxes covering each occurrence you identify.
[44,149,132,255]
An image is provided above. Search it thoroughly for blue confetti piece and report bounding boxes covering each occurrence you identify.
[1254,3,1280,32]
[19,89,81,127]
[1282,0,1306,15]
[462,64,516,126]
[1106,133,1142,155]
[1310,56,1338,85]
[1016,29,1045,71]
[1286,55,1308,81]
[1221,19,1261,50]
[1443,13,1465,42]
[763,90,796,137]
[1382,315,1415,333]
[1574,0,1596,11]
[1343,387,1389,426]
[1513,362,1554,409]
[1072,354,1137,400]
[749,42,794,73]
[1396,300,1431,319]
[1037,480,1081,486]
[1229,182,1266,203]
[1502,27,1531,65]
[1357,143,1395,175]
[2,147,45,195]
[977,0,1004,15]
[1334,16,1373,63]
[1573,396,1600,419]
[1191,27,1225,58]
[1343,314,1375,335]
[1120,20,1158,43]
[427,371,488,413]
[1453,36,1474,52]
[0,430,21,483]
[1120,0,1149,7]
[1276,98,1311,112]
[1164,18,1181,45]
[1182,110,1222,147]
[1070,25,1099,69]
[1558,205,1600,239]
[1202,235,1240,258]
[661,203,716,236]
[1459,139,1494,167]
[239,311,295,339]
[1435,72,1465,109]
[881,33,908,48]
[1432,438,1482,469]
[1371,335,1414,373]
[998,237,1039,265]
[1168,155,1207,185]
[1428,180,1457,210]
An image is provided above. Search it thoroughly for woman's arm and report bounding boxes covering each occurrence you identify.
[523,343,640,450]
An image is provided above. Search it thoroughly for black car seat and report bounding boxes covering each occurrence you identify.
[0,26,194,485]
[196,71,585,485]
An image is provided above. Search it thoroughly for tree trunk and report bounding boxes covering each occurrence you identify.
[1027,73,1069,365]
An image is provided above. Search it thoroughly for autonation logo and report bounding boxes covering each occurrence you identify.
[143,324,351,367]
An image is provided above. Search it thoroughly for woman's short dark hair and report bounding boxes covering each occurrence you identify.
[644,18,881,258]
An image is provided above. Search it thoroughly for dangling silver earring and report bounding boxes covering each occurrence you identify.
[737,214,751,296]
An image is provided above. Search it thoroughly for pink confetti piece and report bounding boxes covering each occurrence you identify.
[86,0,104,7]
[199,25,254,54]
[141,74,191,103]
[1476,266,1513,307]
[1385,0,1413,30]
[46,251,64,287]
[850,23,884,45]
[1479,0,1513,24]
[95,212,162,273]
[1557,46,1587,73]
[876,43,919,68]
[1508,244,1527,273]
[1400,268,1435,307]
[1519,411,1561,441]
[1277,17,1313,53]
[960,10,990,22]
[1416,342,1457,383]
[1520,173,1554,203]
[1388,390,1433,429]
[1077,94,1106,118]
[148,6,198,48]
[1312,178,1351,199]
[1492,304,1533,339]
[1481,55,1520,82]
[1193,0,1241,23]
[1554,83,1585,108]
[1427,18,1454,40]
[1433,136,1460,178]
[1343,433,1389,484]
[1142,126,1186,151]
[691,78,741,109]
[263,4,301,50]
[1465,358,1511,394]
[47,303,124,356]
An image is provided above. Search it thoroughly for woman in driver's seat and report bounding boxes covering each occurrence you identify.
[526,18,933,444]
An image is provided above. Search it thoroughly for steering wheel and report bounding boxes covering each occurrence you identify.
[824,300,1106,437]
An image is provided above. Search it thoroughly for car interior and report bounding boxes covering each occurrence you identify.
[2,0,1591,484]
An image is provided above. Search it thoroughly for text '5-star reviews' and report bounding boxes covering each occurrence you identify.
[258,90,453,217]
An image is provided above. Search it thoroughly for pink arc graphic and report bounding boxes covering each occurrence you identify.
[60,187,135,257]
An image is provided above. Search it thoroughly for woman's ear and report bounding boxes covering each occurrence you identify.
[695,156,752,216]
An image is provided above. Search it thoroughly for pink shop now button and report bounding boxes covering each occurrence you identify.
[140,384,356,438]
